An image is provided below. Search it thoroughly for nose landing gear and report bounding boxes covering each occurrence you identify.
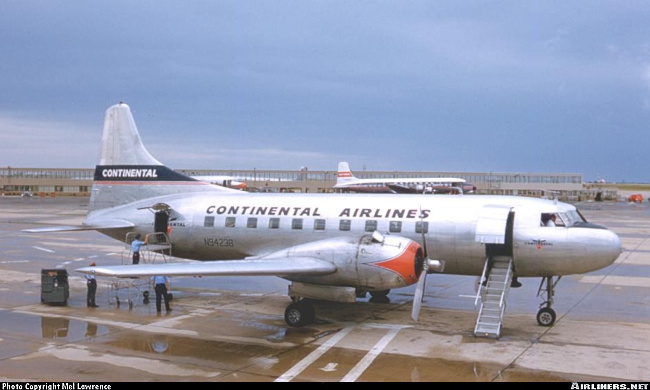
[536,276,560,326]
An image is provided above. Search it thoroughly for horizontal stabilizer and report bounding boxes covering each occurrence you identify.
[76,257,337,278]
[23,220,134,233]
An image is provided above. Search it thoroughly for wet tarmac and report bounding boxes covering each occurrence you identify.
[0,196,649,382]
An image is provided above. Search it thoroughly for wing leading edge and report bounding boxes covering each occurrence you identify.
[76,257,337,278]
[23,220,135,233]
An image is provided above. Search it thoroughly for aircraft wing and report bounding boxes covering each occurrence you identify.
[386,184,413,194]
[76,257,337,278]
[23,220,135,233]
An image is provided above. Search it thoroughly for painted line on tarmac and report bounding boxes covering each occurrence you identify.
[32,246,54,253]
[274,326,354,382]
[340,327,401,382]
[579,275,650,288]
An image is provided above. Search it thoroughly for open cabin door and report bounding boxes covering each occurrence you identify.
[154,210,170,234]
[475,205,514,254]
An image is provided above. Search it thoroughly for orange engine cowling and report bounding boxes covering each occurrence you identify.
[279,233,425,291]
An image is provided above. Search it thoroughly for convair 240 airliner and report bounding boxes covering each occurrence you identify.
[25,103,622,338]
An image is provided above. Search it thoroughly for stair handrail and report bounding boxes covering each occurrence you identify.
[475,256,490,308]
[498,258,513,310]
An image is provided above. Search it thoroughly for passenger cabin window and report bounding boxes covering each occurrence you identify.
[389,221,402,233]
[204,216,215,228]
[247,217,257,228]
[339,219,351,231]
[292,219,303,230]
[269,218,280,229]
[415,221,429,234]
[225,217,236,228]
[314,219,326,230]
[365,220,378,232]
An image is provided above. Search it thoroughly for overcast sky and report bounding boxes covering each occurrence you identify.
[2,1,650,182]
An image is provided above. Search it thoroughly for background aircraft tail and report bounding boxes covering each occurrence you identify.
[336,161,357,186]
[88,102,231,212]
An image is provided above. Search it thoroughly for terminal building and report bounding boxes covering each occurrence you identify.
[0,167,616,201]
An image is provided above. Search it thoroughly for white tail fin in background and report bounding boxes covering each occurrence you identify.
[336,162,357,186]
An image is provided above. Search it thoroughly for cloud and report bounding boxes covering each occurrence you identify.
[0,114,98,167]
[148,142,338,171]
[644,64,650,90]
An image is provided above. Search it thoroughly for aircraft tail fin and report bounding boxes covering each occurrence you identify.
[88,102,232,213]
[99,102,163,166]
[336,162,357,186]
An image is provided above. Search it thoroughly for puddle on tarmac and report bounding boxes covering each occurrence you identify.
[0,311,110,341]
[0,310,619,382]
[350,354,573,382]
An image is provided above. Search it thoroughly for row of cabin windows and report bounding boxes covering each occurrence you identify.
[204,216,429,234]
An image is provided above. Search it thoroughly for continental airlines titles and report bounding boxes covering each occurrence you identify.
[101,168,158,178]
[206,205,431,219]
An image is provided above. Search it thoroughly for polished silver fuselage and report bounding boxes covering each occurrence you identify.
[86,190,621,278]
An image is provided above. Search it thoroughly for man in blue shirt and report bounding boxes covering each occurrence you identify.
[131,234,148,264]
[85,262,98,307]
[151,275,171,313]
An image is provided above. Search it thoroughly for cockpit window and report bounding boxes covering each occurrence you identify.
[541,210,586,227]
[564,210,587,226]
[541,213,565,227]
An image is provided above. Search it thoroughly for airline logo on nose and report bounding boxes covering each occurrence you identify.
[527,239,553,250]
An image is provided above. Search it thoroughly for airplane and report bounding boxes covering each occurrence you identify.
[334,162,476,194]
[190,175,247,190]
[24,103,622,337]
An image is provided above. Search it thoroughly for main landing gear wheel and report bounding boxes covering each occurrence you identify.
[284,300,315,327]
[369,289,390,304]
[537,307,556,326]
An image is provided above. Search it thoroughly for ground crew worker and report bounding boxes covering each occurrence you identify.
[85,262,98,307]
[151,275,171,313]
[131,233,148,264]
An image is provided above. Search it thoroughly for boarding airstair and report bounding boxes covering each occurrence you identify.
[474,255,513,339]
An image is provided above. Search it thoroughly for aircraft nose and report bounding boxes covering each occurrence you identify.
[596,228,622,267]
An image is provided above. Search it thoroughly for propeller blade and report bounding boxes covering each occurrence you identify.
[418,207,429,300]
[419,208,428,258]
[411,270,427,321]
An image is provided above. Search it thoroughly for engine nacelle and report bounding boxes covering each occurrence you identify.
[275,232,424,291]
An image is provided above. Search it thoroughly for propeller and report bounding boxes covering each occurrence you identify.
[411,210,430,322]
[411,209,445,322]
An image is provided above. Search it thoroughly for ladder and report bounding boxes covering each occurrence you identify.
[474,255,513,339]
[122,232,172,265]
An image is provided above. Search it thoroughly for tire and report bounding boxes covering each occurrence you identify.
[369,289,390,304]
[536,307,556,326]
[284,301,315,327]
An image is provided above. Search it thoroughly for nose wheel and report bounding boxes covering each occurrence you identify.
[536,276,560,326]
[537,307,557,326]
